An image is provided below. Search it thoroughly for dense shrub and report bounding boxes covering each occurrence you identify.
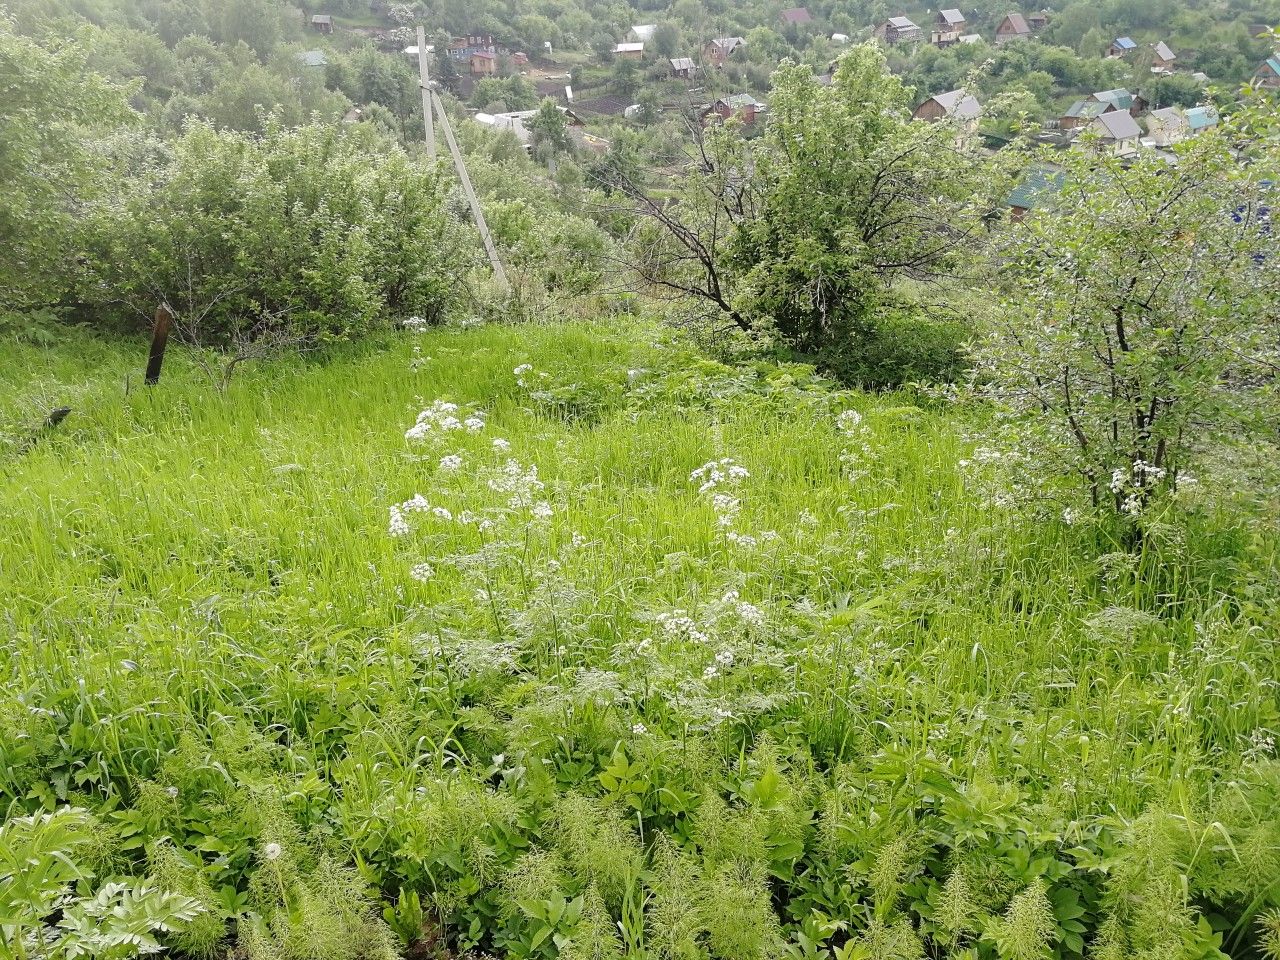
[81,119,469,345]
[808,301,970,391]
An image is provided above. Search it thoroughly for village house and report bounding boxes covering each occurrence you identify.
[780,7,813,26]
[875,16,923,44]
[1185,105,1220,134]
[1059,99,1112,131]
[512,51,529,66]
[310,14,333,34]
[1106,36,1138,58]
[1091,87,1146,116]
[669,57,696,78]
[613,41,645,59]
[703,36,746,66]
[913,89,980,124]
[995,13,1031,45]
[473,107,584,153]
[1253,54,1280,88]
[449,35,499,62]
[1086,110,1142,157]
[470,50,498,75]
[296,49,327,68]
[628,25,657,42]
[913,89,981,148]
[1144,107,1187,147]
[1028,10,1050,30]
[1151,41,1177,72]
[1007,165,1064,221]
[702,93,764,125]
[932,9,966,47]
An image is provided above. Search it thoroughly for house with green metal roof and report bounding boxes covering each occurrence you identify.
[1060,99,1111,131]
[1254,55,1280,89]
[1090,88,1144,114]
[1185,105,1220,132]
[1007,165,1065,220]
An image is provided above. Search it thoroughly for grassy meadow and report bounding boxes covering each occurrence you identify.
[2,322,1279,959]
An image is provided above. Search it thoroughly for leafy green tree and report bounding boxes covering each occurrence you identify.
[652,22,680,59]
[727,46,1008,360]
[0,17,132,310]
[528,97,570,155]
[975,112,1280,522]
[611,56,640,100]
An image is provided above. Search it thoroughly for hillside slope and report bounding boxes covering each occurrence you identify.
[2,324,1278,958]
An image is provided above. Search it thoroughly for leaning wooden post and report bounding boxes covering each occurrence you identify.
[145,303,173,385]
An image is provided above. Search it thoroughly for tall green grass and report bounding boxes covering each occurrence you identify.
[1,323,1277,959]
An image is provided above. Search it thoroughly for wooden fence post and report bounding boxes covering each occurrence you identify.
[145,304,173,385]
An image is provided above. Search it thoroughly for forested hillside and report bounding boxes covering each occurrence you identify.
[2,0,1280,959]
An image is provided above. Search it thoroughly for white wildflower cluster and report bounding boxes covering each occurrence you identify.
[405,400,486,441]
[403,315,430,331]
[388,494,451,537]
[691,458,765,548]
[439,454,464,471]
[492,438,511,451]
[721,590,764,627]
[410,562,434,582]
[711,494,741,528]
[488,458,551,518]
[656,612,710,645]
[690,458,750,494]
[1108,459,1171,515]
[836,409,876,483]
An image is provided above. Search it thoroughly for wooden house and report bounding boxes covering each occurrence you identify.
[1106,36,1138,58]
[875,17,922,44]
[932,9,966,47]
[780,7,813,26]
[703,37,746,66]
[470,51,498,75]
[1028,10,1050,30]
[995,13,1031,45]
[628,24,657,42]
[613,42,645,59]
[669,57,696,79]
[702,93,763,125]
[1254,54,1280,88]
[1091,87,1146,116]
[1060,99,1112,131]
[1007,165,1064,221]
[1151,41,1177,71]
[913,89,981,148]
[310,14,333,34]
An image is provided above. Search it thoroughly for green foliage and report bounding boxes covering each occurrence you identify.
[1,321,1276,959]
[80,119,466,345]
[974,105,1280,522]
[0,16,132,310]
[727,45,1009,374]
[0,807,204,959]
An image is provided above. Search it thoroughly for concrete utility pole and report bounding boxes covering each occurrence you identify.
[416,26,436,161]
[431,90,509,293]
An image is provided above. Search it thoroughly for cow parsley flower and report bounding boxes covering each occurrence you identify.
[431,506,453,521]
[388,506,410,537]
[410,562,434,582]
[492,438,511,451]
[439,454,463,471]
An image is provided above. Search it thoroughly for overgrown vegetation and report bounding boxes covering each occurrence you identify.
[2,324,1279,959]
[5,0,1280,956]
